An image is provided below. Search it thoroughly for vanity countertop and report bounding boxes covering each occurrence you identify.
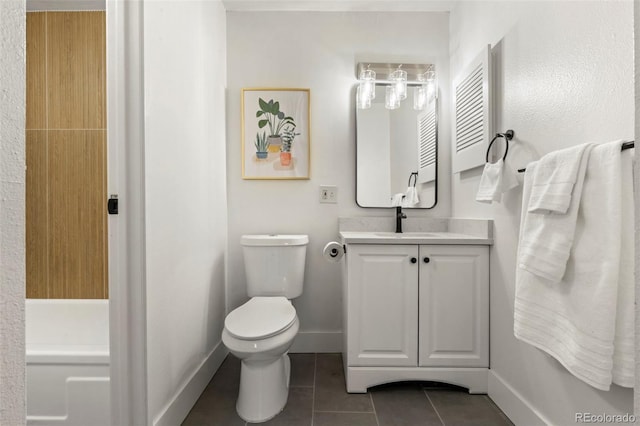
[339,231,493,245]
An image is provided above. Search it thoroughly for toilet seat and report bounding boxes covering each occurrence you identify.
[225,297,296,340]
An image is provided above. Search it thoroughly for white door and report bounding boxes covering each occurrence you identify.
[347,244,419,367]
[418,245,489,367]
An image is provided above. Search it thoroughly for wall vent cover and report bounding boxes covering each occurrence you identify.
[417,102,436,183]
[452,45,492,173]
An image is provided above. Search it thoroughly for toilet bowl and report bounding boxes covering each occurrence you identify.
[222,296,300,423]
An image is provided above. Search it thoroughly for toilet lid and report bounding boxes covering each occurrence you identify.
[225,297,296,340]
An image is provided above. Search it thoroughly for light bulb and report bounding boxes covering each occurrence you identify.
[357,85,372,109]
[359,68,376,100]
[385,85,400,110]
[413,85,427,110]
[426,79,437,103]
[389,68,407,101]
[425,69,437,103]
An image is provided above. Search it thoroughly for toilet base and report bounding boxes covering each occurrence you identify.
[237,353,291,423]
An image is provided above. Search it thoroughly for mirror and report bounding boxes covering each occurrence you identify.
[356,84,438,208]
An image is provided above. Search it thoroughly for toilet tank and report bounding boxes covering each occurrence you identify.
[241,235,309,299]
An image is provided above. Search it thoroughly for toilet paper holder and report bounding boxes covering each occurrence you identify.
[323,241,345,262]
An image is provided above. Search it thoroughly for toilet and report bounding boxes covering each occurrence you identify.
[222,234,308,423]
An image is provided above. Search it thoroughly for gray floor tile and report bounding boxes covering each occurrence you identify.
[314,353,373,413]
[181,356,245,426]
[181,385,244,426]
[426,389,514,426]
[314,411,378,426]
[261,387,313,426]
[289,353,315,387]
[372,382,443,426]
[183,353,516,426]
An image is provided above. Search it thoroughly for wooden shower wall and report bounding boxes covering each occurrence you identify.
[26,11,108,299]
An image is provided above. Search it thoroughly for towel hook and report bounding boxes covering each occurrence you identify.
[408,171,418,187]
[485,130,515,163]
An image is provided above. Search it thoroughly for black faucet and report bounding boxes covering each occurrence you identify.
[395,206,407,233]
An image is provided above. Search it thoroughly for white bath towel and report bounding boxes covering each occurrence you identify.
[514,140,631,391]
[402,186,420,207]
[518,144,593,283]
[390,193,405,207]
[475,159,519,203]
[528,143,593,214]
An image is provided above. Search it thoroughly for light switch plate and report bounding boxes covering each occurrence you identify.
[320,185,337,203]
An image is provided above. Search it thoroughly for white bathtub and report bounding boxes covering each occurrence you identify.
[26,299,110,426]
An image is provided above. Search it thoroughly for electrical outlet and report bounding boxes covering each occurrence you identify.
[319,185,338,204]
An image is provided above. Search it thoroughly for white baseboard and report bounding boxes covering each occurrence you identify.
[153,341,228,426]
[488,370,550,426]
[289,331,342,353]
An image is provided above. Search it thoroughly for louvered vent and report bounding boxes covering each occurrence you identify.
[455,64,483,153]
[452,45,492,173]
[417,103,436,183]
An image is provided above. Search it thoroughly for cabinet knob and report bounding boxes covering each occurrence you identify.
[423,257,430,263]
[411,257,417,264]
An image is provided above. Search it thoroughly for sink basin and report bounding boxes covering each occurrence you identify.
[373,232,442,238]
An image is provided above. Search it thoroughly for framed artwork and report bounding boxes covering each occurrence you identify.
[242,88,310,179]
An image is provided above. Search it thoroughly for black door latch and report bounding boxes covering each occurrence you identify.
[108,195,118,215]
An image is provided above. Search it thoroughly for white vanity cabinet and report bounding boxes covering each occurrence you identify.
[418,245,489,367]
[343,243,489,393]
[346,244,419,367]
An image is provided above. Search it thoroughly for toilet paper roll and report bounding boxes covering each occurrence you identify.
[323,241,344,262]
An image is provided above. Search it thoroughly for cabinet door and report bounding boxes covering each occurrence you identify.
[347,244,419,367]
[418,245,489,367]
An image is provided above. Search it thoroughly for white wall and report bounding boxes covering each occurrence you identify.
[143,1,228,424]
[450,1,634,424]
[0,1,26,424]
[226,11,451,351]
[635,0,640,418]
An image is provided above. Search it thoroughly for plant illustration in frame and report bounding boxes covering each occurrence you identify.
[242,88,310,179]
[256,98,296,153]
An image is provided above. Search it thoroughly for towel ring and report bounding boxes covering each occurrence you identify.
[408,172,418,187]
[485,130,515,163]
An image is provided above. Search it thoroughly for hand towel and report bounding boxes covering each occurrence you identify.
[612,146,634,388]
[514,141,628,391]
[390,193,405,207]
[528,143,593,214]
[518,144,593,283]
[475,159,519,203]
[402,186,420,207]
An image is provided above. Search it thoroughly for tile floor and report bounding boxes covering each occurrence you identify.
[182,353,514,426]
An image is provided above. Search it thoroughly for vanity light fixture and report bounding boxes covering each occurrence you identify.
[359,66,376,102]
[413,76,427,111]
[356,65,376,109]
[356,62,437,110]
[413,66,437,111]
[389,66,407,101]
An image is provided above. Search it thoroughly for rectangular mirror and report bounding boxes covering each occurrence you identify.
[356,84,438,208]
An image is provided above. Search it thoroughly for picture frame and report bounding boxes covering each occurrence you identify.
[242,88,310,180]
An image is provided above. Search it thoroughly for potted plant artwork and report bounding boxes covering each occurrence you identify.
[254,131,270,159]
[280,126,300,166]
[257,98,296,153]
